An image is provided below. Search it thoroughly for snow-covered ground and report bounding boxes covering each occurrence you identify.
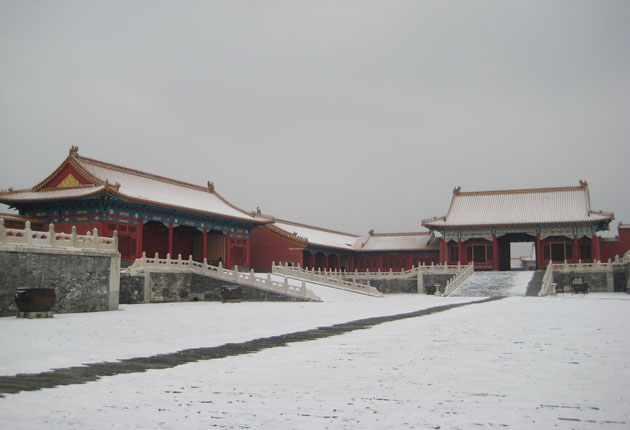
[0,292,469,376]
[1,293,629,429]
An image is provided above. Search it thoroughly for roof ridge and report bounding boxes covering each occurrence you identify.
[456,184,586,197]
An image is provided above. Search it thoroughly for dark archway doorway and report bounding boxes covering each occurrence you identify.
[497,233,537,271]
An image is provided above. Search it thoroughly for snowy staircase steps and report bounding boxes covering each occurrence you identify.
[449,271,536,297]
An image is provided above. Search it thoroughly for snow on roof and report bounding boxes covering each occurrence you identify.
[75,156,260,222]
[265,217,438,252]
[423,182,613,228]
[271,219,359,250]
[354,232,439,251]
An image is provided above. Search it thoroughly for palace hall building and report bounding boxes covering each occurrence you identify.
[0,147,266,269]
[422,182,615,270]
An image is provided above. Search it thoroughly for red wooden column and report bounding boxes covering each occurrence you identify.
[440,239,446,264]
[325,254,329,270]
[573,235,579,263]
[592,234,601,262]
[225,233,231,268]
[136,221,143,259]
[168,222,174,257]
[202,228,208,261]
[492,234,499,271]
[246,238,251,268]
[458,238,463,264]
[536,232,542,270]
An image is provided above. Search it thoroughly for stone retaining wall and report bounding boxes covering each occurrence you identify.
[352,278,417,294]
[121,271,314,303]
[119,272,145,304]
[340,272,457,294]
[420,273,457,294]
[0,246,120,317]
[552,271,612,293]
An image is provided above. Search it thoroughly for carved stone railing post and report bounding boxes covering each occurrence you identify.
[113,230,118,251]
[71,225,78,247]
[48,223,55,246]
[233,266,239,281]
[93,228,99,249]
[25,221,33,244]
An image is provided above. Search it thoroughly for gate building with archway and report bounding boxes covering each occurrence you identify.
[422,182,614,270]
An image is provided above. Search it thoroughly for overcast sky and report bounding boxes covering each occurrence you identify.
[1,1,629,237]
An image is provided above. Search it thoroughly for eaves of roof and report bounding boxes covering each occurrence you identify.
[422,218,614,229]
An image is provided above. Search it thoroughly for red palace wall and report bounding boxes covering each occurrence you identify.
[250,227,304,272]
[600,226,630,262]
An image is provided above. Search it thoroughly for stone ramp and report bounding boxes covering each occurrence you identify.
[450,271,535,297]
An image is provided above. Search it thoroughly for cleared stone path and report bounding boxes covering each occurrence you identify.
[451,271,534,296]
[0,297,499,396]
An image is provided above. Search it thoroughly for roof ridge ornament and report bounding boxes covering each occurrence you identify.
[69,146,79,156]
[453,186,461,194]
[579,179,588,187]
[207,181,214,192]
